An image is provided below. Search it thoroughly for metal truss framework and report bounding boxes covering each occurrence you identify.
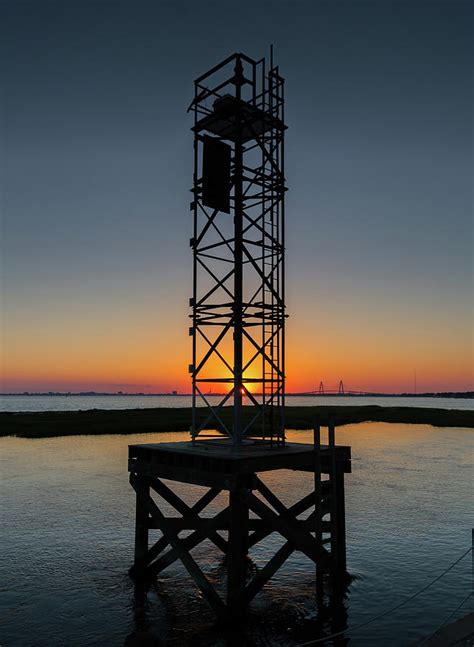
[188,51,287,445]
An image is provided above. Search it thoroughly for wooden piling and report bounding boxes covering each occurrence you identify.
[334,463,347,574]
[313,424,325,600]
[134,477,149,571]
[227,477,249,618]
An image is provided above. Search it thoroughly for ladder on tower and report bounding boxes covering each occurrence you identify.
[261,63,282,444]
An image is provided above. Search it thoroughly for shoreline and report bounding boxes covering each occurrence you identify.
[1,405,473,438]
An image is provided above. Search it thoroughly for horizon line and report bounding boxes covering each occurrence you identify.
[1,390,473,398]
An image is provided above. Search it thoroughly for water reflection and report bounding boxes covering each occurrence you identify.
[0,424,472,645]
[127,571,350,646]
[125,581,160,646]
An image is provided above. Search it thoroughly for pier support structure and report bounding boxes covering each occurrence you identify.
[129,427,350,620]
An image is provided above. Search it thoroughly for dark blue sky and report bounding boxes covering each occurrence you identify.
[1,0,472,392]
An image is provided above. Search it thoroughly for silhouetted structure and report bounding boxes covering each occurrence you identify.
[129,423,350,620]
[188,50,286,445]
[128,51,351,622]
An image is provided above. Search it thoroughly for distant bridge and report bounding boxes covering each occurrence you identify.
[295,381,379,396]
[293,390,379,396]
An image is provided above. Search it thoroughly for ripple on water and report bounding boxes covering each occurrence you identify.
[0,424,472,645]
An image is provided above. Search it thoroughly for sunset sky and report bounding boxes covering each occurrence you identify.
[1,0,472,394]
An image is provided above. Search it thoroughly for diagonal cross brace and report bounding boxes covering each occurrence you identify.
[130,474,228,619]
[248,490,317,548]
[245,492,329,563]
[147,477,227,553]
[147,506,230,577]
[245,542,294,602]
[130,480,221,575]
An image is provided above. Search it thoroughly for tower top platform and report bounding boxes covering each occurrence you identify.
[194,94,286,142]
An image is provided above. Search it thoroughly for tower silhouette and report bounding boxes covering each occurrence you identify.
[188,52,287,445]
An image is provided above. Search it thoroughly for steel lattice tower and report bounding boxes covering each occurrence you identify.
[188,51,287,445]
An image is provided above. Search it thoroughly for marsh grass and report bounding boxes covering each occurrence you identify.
[1,405,472,438]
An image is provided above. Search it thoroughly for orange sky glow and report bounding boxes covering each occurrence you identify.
[2,0,472,398]
[2,303,472,393]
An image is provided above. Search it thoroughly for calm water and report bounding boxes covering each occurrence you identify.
[1,394,473,412]
[0,424,472,646]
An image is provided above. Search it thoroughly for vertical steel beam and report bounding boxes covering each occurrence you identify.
[233,56,244,446]
[191,80,198,442]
